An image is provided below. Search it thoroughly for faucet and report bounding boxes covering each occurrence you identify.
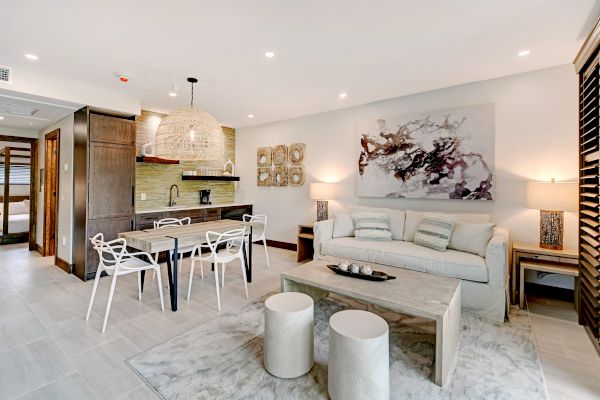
[169,184,180,206]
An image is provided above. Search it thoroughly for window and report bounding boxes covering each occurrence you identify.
[0,164,31,185]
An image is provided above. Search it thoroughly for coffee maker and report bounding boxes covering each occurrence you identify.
[199,189,211,205]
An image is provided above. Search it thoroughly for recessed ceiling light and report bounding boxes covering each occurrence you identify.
[0,116,4,120]
[339,92,347,99]
[168,92,177,97]
[25,54,38,60]
[28,122,34,126]
[264,51,275,58]
[248,114,255,118]
[517,50,531,57]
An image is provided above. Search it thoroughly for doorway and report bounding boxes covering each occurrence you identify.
[43,129,59,257]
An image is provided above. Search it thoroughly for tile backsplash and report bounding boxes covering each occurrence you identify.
[135,110,236,210]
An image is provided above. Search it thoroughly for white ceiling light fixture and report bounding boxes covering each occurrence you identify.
[0,116,4,120]
[24,54,38,60]
[264,51,275,58]
[339,92,347,99]
[517,50,531,57]
[154,77,224,161]
[168,92,177,97]
[248,114,255,118]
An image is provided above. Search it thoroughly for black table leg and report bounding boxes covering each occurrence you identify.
[166,251,175,311]
[140,270,145,292]
[245,225,253,283]
[172,238,179,311]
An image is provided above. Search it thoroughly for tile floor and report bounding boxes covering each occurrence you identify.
[0,243,598,399]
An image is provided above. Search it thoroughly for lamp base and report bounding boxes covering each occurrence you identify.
[539,210,564,250]
[316,200,329,222]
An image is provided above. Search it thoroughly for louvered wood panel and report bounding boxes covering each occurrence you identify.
[578,56,600,348]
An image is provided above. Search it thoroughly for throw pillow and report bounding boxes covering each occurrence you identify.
[448,222,495,257]
[414,213,456,251]
[352,212,392,241]
[403,210,424,242]
[332,213,354,238]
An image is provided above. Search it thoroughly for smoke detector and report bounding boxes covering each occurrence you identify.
[0,66,12,84]
[115,72,130,83]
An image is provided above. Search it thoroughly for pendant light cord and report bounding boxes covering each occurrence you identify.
[190,81,194,108]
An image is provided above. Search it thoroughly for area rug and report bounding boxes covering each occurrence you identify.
[127,294,548,400]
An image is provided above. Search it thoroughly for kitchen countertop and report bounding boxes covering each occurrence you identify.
[135,202,253,215]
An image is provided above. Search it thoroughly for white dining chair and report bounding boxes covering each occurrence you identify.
[152,217,197,280]
[187,228,248,312]
[243,214,270,269]
[86,233,164,333]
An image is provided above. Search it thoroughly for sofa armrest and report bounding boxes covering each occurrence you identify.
[313,219,334,259]
[485,226,509,289]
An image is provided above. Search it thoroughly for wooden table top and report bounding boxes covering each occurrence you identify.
[119,219,260,253]
[512,242,578,258]
[282,258,460,321]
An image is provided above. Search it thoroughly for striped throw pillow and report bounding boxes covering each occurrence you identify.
[414,213,456,251]
[352,212,392,241]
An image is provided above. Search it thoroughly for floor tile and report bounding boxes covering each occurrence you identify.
[0,313,49,351]
[15,373,98,400]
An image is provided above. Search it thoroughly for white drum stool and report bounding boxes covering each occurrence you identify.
[264,292,314,378]
[328,310,389,400]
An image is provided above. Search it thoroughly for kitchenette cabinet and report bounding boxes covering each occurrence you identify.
[134,204,253,230]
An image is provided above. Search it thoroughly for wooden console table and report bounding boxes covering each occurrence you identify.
[511,242,578,308]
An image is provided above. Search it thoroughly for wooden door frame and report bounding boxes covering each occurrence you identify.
[0,135,38,249]
[43,129,60,257]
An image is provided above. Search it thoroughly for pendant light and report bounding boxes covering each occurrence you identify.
[154,77,224,161]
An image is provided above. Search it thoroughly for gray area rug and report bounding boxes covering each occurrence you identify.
[127,294,548,400]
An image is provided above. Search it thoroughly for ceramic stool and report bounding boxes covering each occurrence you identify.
[328,309,389,400]
[264,292,314,378]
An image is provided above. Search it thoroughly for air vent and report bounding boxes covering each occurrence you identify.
[0,66,12,83]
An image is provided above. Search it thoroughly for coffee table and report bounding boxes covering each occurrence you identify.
[281,259,461,386]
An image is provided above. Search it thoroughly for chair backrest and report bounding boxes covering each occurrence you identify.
[154,217,191,229]
[205,228,246,255]
[243,214,266,238]
[89,233,127,272]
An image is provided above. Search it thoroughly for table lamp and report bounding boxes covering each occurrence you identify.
[526,179,577,250]
[310,182,336,221]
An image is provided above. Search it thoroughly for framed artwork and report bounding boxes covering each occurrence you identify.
[272,145,288,166]
[257,147,272,167]
[357,104,494,200]
[289,166,305,186]
[288,143,306,164]
[257,167,272,186]
[272,166,288,186]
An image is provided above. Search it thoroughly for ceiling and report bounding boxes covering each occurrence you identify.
[0,0,598,128]
[0,89,82,130]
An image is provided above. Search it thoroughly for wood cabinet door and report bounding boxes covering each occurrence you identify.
[89,114,135,145]
[88,142,134,220]
[86,216,134,278]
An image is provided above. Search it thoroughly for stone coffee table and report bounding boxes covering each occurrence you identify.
[281,259,461,386]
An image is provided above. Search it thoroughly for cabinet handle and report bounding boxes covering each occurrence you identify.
[132,186,135,207]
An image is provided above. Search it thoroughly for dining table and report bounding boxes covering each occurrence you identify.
[118,219,259,311]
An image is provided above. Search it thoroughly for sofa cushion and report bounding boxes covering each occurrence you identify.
[333,213,354,238]
[348,206,405,240]
[321,237,488,282]
[414,213,456,251]
[404,210,490,242]
[448,222,494,257]
[352,212,392,241]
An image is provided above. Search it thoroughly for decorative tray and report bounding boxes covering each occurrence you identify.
[326,265,396,282]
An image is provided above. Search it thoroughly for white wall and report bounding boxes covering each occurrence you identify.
[37,114,74,263]
[236,64,578,285]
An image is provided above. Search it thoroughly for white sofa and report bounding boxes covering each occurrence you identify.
[313,207,509,323]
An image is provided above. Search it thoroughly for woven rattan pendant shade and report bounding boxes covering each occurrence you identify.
[154,77,224,161]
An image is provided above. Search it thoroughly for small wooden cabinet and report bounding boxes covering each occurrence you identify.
[297,224,315,262]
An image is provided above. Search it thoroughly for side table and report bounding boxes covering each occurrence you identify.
[511,242,578,309]
[297,224,315,262]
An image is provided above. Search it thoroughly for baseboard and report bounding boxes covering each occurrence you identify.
[55,256,72,274]
[264,239,297,252]
[35,243,44,255]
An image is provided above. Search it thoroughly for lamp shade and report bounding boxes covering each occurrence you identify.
[526,181,577,212]
[310,182,336,200]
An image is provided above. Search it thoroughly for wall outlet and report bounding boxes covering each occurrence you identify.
[141,193,146,201]
[63,163,68,171]
[62,236,66,246]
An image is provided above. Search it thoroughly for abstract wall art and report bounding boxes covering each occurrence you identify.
[257,147,272,167]
[257,167,272,186]
[272,166,289,187]
[288,143,306,164]
[256,143,306,187]
[357,104,494,200]
[289,166,305,186]
[272,145,288,166]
